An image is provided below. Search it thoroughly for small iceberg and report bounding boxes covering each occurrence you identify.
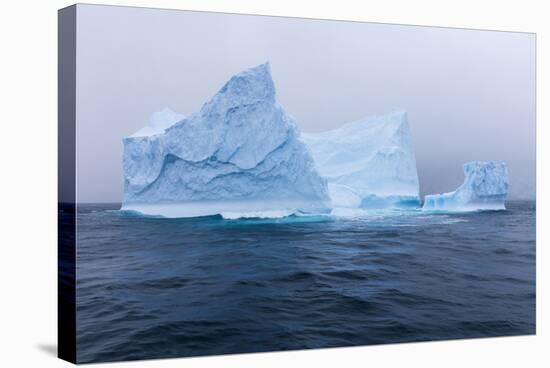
[422,161,509,212]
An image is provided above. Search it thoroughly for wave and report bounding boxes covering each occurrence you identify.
[105,206,470,228]
[220,209,297,220]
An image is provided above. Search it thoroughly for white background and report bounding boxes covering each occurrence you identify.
[0,0,547,367]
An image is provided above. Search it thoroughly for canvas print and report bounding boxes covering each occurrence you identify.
[58,4,536,364]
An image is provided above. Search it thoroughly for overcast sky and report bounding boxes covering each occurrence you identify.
[75,4,535,203]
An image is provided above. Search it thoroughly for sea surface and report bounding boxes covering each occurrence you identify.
[74,201,536,363]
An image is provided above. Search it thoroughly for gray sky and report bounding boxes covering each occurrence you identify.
[75,4,535,202]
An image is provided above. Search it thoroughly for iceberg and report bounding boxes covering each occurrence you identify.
[121,63,330,218]
[422,161,509,212]
[301,111,420,210]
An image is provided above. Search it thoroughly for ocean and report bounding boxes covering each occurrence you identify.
[73,201,536,363]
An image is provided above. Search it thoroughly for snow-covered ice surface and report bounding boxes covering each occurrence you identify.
[301,111,420,211]
[423,161,509,212]
[121,63,330,218]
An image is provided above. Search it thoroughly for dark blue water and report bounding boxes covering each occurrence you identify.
[75,201,535,363]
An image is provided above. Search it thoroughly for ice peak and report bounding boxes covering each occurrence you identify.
[223,62,274,100]
[150,107,183,125]
[201,63,275,115]
[387,110,407,120]
[392,111,408,126]
[158,107,179,116]
[371,110,408,127]
[129,107,185,138]
[333,110,408,136]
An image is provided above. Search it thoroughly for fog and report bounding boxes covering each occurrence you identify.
[75,4,535,203]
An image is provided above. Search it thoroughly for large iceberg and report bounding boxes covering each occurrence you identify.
[301,111,420,210]
[422,161,509,212]
[121,63,330,218]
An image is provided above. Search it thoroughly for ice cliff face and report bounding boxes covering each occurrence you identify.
[301,111,420,209]
[422,161,509,211]
[121,63,330,218]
